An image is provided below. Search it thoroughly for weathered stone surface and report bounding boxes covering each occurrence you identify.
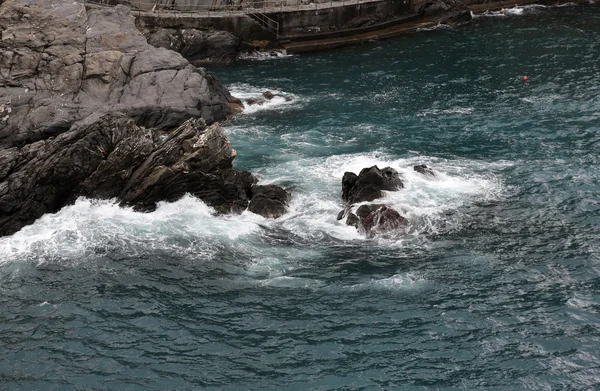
[145,28,251,65]
[0,0,241,148]
[0,114,285,235]
[248,185,290,218]
[0,0,289,236]
[342,166,403,204]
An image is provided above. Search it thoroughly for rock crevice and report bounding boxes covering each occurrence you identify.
[0,0,287,236]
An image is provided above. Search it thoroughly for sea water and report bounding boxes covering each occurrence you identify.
[1,4,599,390]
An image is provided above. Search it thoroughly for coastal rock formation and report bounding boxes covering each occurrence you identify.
[0,0,286,236]
[0,0,240,146]
[338,166,407,237]
[145,28,252,65]
[414,164,436,177]
[342,166,403,204]
[248,185,290,219]
[345,204,409,238]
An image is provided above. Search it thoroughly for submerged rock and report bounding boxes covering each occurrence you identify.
[414,164,436,177]
[0,0,285,236]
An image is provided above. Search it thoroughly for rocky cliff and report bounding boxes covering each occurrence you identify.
[0,0,287,236]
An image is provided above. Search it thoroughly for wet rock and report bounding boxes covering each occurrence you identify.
[338,166,407,237]
[361,205,408,238]
[246,97,265,106]
[248,185,290,219]
[341,204,408,237]
[414,164,436,177]
[346,213,360,228]
[263,90,275,100]
[342,166,403,204]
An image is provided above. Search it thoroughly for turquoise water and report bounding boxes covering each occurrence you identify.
[1,4,600,389]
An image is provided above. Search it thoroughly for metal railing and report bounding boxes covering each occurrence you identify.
[248,12,279,36]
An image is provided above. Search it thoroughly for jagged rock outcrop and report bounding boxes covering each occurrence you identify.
[248,185,290,219]
[145,28,252,65]
[337,166,407,237]
[344,204,408,238]
[0,0,287,236]
[342,166,403,205]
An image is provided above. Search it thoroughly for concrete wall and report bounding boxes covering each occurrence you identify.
[134,0,412,40]
[270,0,412,36]
[134,13,272,40]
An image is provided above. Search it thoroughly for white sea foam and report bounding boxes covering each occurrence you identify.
[473,4,547,18]
[418,107,475,116]
[250,151,503,242]
[227,82,302,114]
[0,195,261,264]
[238,50,292,61]
[416,22,454,32]
[0,151,505,263]
[342,273,428,291]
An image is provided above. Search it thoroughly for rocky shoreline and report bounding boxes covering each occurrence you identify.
[0,0,288,236]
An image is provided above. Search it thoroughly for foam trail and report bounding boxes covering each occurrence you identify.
[227,83,302,114]
[238,50,293,61]
[0,195,262,264]
[0,153,507,264]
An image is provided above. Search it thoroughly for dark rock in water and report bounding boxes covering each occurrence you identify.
[248,185,290,219]
[356,203,385,219]
[263,91,275,100]
[339,166,407,237]
[0,0,284,236]
[246,98,265,106]
[342,166,403,204]
[414,164,436,177]
[362,206,408,237]
[145,28,251,66]
[341,172,359,201]
[341,204,407,237]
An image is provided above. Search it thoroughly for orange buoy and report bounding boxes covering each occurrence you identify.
[523,75,529,81]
